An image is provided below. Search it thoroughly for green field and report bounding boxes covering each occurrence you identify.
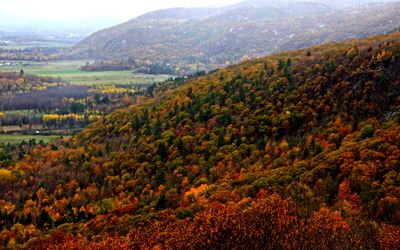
[3,109,39,115]
[0,41,73,50]
[0,134,62,145]
[0,60,172,144]
[0,60,171,85]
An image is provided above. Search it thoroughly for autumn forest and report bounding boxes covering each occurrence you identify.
[0,30,398,249]
[0,0,400,249]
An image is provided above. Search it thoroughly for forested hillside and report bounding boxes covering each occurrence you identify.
[1,32,400,249]
[70,0,400,74]
[0,72,63,93]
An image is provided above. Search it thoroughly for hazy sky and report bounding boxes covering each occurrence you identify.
[0,0,243,23]
[1,0,391,31]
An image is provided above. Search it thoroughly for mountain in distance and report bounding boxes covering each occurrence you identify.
[69,0,400,73]
[0,10,125,37]
[2,31,400,248]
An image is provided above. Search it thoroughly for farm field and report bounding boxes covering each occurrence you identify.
[0,41,73,50]
[0,55,172,145]
[0,134,62,144]
[0,69,166,145]
[0,60,172,85]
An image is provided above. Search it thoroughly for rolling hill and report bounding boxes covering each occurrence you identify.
[69,0,400,73]
[1,32,400,248]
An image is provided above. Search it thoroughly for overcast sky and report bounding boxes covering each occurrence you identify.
[1,0,392,32]
[0,0,243,23]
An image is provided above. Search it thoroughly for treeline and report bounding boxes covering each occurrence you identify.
[137,63,177,75]
[0,72,64,94]
[0,111,98,129]
[0,85,89,111]
[81,60,178,75]
[80,61,133,72]
[0,47,63,61]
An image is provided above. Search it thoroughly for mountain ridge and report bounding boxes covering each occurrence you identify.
[69,0,400,74]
